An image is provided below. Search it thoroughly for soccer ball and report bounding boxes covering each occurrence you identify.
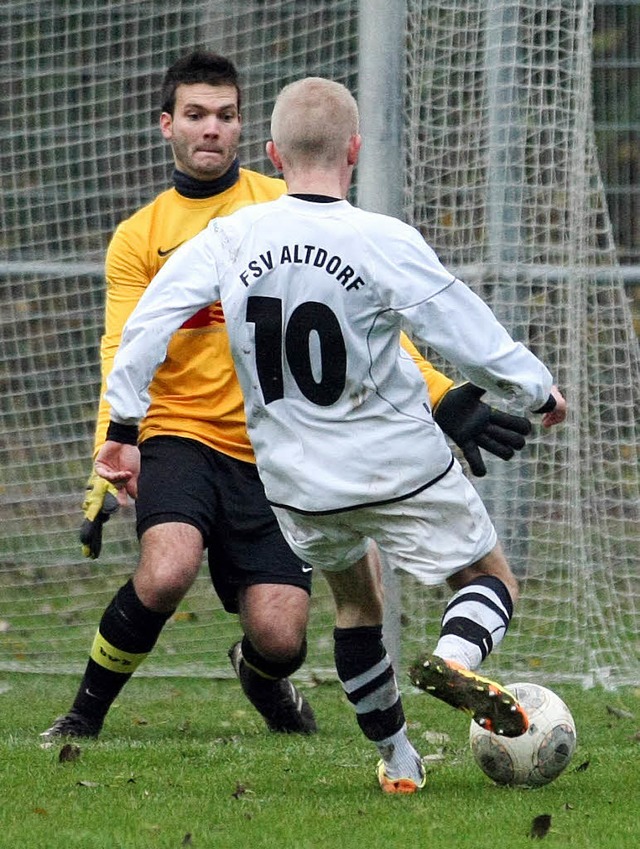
[469,682,576,787]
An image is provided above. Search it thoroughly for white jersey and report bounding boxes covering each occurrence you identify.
[106,195,553,514]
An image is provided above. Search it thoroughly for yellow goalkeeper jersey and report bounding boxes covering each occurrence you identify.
[96,165,453,462]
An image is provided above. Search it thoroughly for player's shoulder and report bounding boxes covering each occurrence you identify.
[352,205,414,231]
[110,186,176,237]
[129,185,177,220]
[343,207,449,278]
[347,206,426,248]
[237,168,287,199]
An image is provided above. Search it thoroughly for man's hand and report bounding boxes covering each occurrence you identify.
[94,441,141,499]
[433,383,531,477]
[80,471,120,559]
[541,385,567,428]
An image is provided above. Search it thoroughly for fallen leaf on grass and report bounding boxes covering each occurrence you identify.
[232,782,251,799]
[422,753,446,764]
[309,673,334,687]
[606,705,634,720]
[529,814,552,839]
[77,780,100,788]
[59,743,81,763]
[61,611,83,626]
[422,731,450,746]
[171,611,198,623]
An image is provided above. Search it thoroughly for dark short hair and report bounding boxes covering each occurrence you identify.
[160,51,241,115]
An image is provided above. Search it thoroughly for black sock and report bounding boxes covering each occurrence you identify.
[333,625,405,742]
[234,637,315,733]
[435,575,513,668]
[71,580,173,723]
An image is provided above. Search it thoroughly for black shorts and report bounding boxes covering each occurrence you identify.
[136,436,312,613]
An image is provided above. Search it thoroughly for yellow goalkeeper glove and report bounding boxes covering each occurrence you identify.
[79,471,120,559]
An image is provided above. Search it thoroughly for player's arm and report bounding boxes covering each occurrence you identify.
[95,225,155,454]
[91,235,207,534]
[103,229,221,434]
[377,224,559,416]
[81,225,151,558]
[399,333,533,477]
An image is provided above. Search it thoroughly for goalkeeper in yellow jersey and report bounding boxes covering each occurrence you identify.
[41,52,533,741]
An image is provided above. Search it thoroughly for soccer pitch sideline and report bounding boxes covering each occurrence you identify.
[0,673,637,849]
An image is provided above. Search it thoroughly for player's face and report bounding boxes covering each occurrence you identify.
[160,83,241,181]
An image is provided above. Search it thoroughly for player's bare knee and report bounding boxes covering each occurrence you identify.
[247,631,308,677]
[239,583,310,661]
[132,578,187,612]
[133,558,199,611]
[248,623,307,665]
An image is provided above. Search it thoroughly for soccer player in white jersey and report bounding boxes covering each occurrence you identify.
[95,77,566,794]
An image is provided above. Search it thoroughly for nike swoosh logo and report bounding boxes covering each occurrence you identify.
[301,565,313,573]
[157,241,185,257]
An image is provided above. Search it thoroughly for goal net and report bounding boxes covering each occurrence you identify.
[1,0,638,688]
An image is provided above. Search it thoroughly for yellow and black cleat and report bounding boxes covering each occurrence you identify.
[409,654,529,737]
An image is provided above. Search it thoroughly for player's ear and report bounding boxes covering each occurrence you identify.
[159,111,173,140]
[266,140,283,172]
[347,133,362,166]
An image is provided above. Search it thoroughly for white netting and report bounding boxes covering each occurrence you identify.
[1,1,638,686]
[402,0,639,687]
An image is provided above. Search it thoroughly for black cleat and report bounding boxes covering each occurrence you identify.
[40,710,103,740]
[228,641,317,735]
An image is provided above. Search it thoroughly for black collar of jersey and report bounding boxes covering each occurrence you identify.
[289,193,341,203]
[172,158,240,198]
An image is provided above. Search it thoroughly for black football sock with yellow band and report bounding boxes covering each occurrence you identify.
[70,579,173,731]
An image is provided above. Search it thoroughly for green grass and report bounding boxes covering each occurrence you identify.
[0,673,638,849]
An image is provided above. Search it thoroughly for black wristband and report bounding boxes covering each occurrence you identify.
[106,421,138,445]
[532,394,557,415]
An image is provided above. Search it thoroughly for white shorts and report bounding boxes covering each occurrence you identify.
[271,459,497,586]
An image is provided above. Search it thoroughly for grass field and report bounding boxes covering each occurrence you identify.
[0,672,638,849]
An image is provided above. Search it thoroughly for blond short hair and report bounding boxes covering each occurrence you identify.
[270,77,359,168]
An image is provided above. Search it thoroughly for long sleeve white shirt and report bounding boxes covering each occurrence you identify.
[106,195,553,513]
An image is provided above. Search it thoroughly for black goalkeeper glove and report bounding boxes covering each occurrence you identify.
[79,470,120,559]
[433,383,532,477]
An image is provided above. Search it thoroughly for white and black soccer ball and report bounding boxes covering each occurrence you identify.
[469,682,577,787]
